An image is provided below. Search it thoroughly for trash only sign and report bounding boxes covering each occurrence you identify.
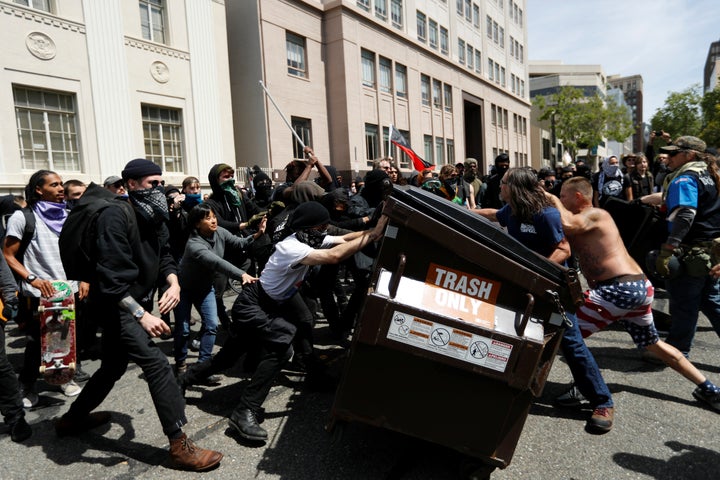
[386,310,512,372]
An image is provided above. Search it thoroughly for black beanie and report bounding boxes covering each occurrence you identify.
[122,158,162,180]
[253,172,272,189]
[289,201,331,230]
[365,169,389,186]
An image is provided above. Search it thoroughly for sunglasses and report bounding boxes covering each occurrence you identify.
[150,180,165,188]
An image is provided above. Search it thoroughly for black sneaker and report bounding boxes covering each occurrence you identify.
[74,367,91,383]
[554,384,587,408]
[693,387,720,412]
[10,417,32,443]
[586,407,614,434]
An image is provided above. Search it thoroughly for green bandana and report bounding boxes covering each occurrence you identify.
[221,179,242,207]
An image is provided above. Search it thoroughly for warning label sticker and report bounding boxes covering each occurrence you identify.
[386,311,512,372]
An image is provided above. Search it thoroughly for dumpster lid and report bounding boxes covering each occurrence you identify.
[388,186,568,287]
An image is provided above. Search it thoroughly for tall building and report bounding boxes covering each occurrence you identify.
[528,61,608,169]
[607,74,643,152]
[0,0,234,194]
[226,0,531,180]
[704,39,720,93]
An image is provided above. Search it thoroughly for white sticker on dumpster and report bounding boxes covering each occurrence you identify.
[386,311,512,372]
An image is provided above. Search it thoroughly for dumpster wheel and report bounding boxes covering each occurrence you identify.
[459,458,496,480]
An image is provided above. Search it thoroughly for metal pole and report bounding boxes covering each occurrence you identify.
[259,80,306,150]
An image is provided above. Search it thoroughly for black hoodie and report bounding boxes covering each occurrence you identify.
[205,163,260,235]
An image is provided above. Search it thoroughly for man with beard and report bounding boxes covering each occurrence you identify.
[53,159,223,471]
[179,201,388,442]
[591,156,631,207]
[484,153,510,209]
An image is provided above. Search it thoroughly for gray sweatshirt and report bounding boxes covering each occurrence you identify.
[178,226,254,294]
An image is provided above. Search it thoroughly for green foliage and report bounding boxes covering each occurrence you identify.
[650,85,702,139]
[534,85,634,160]
[700,86,720,147]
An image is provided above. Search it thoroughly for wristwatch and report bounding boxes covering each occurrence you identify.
[132,307,146,320]
[25,274,37,283]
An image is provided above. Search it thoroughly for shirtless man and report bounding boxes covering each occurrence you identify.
[552,177,720,413]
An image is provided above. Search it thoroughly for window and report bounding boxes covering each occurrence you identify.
[494,62,500,83]
[464,0,471,20]
[361,49,376,87]
[379,57,392,93]
[458,39,466,64]
[490,104,497,125]
[420,74,430,106]
[139,0,165,44]
[519,45,524,64]
[365,124,379,163]
[474,50,481,73]
[440,26,449,54]
[499,27,504,48]
[472,4,480,28]
[14,85,80,171]
[467,45,473,70]
[14,0,52,12]
[511,73,516,93]
[493,21,498,43]
[416,11,427,42]
[520,79,525,97]
[432,79,442,108]
[503,110,508,130]
[510,36,514,57]
[375,0,387,20]
[286,32,307,78]
[435,137,444,165]
[518,8,523,27]
[142,104,183,173]
[513,114,518,132]
[447,139,455,164]
[424,135,433,164]
[391,0,403,28]
[395,63,407,98]
[486,16,492,39]
[500,67,505,87]
[428,19,438,49]
[488,58,494,81]
[456,0,463,16]
[395,129,411,168]
[543,138,551,160]
[357,0,370,11]
[291,117,312,160]
[443,84,452,112]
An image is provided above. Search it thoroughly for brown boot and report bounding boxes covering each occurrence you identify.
[168,433,223,471]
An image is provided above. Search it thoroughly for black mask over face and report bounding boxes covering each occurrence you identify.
[296,228,327,248]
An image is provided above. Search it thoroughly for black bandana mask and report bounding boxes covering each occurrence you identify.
[129,186,169,223]
[296,229,327,248]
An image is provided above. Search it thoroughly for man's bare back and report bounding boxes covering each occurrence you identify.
[552,181,642,284]
[566,206,643,283]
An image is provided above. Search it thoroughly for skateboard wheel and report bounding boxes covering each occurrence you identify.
[39,365,46,374]
[69,362,76,371]
[38,305,45,312]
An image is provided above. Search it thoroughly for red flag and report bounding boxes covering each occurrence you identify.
[390,126,435,171]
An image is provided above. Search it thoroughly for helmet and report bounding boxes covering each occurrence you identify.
[645,249,683,279]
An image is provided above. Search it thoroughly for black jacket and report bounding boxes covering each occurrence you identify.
[95,204,176,303]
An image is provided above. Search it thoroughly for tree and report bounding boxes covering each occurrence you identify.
[534,86,634,165]
[650,84,702,139]
[700,86,720,148]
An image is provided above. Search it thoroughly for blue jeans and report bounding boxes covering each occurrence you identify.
[666,274,720,356]
[561,313,613,409]
[173,287,218,363]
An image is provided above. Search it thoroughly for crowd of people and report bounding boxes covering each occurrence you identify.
[1,133,719,470]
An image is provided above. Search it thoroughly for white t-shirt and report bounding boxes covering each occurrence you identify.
[5,209,77,297]
[260,233,340,301]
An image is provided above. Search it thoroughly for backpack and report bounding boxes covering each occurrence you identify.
[59,182,136,283]
[0,194,36,280]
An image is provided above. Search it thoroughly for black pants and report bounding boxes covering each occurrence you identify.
[66,303,187,436]
[186,333,291,412]
[0,322,24,425]
[17,296,39,387]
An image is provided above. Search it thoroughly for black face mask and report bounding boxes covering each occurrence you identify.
[65,199,78,210]
[296,229,327,248]
[496,165,509,176]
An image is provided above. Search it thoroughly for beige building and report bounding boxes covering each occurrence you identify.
[0,0,234,195]
[528,61,608,170]
[227,0,531,181]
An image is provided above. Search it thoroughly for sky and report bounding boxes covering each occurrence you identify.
[527,0,720,119]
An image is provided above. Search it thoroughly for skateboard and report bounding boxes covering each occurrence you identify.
[38,280,76,385]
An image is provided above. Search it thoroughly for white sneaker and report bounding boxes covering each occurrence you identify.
[21,386,39,409]
[60,380,82,397]
[190,339,201,351]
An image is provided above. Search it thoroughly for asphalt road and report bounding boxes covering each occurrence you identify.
[2,291,719,480]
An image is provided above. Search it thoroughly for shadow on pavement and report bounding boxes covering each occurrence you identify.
[613,441,720,480]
